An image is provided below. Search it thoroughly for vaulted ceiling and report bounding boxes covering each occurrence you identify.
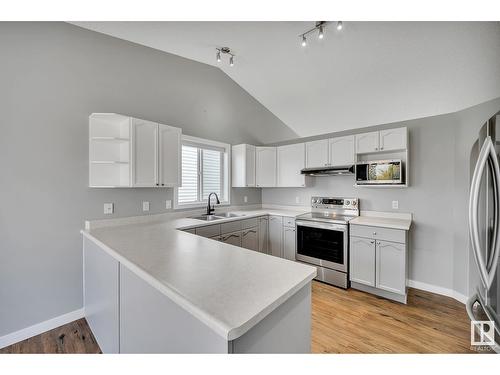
[72,21,500,137]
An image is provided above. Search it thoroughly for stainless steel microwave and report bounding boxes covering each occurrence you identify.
[355,159,403,184]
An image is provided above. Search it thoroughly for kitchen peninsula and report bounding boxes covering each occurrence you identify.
[81,208,316,354]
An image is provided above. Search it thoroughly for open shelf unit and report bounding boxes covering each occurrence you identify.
[89,113,131,187]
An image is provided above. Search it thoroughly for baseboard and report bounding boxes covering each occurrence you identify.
[0,308,84,349]
[408,280,468,304]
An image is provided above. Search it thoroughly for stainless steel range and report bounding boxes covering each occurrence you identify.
[295,197,359,289]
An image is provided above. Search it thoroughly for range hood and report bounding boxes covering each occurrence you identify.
[300,165,354,176]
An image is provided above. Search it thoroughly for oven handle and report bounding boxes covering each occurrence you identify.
[295,220,347,232]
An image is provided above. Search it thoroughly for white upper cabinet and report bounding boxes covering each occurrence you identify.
[132,118,158,187]
[158,124,181,187]
[305,139,329,168]
[232,144,256,187]
[256,147,277,187]
[329,135,355,166]
[89,114,181,188]
[379,127,407,151]
[355,131,380,154]
[277,143,306,187]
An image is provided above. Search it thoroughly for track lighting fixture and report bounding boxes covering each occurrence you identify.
[215,47,235,66]
[299,21,344,47]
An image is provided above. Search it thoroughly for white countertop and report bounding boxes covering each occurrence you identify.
[350,212,412,231]
[81,207,315,341]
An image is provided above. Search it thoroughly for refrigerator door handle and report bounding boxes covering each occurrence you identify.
[466,291,500,353]
[469,136,500,290]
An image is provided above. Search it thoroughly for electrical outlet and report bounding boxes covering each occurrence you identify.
[142,201,150,212]
[295,196,300,204]
[104,203,114,215]
[165,200,172,210]
[392,200,399,209]
[244,196,248,203]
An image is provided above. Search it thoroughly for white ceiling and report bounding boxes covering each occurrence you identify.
[72,21,500,137]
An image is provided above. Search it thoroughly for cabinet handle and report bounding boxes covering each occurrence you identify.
[161,183,165,186]
[375,148,379,151]
[373,232,377,235]
[380,147,384,150]
[370,241,375,244]
[156,183,159,186]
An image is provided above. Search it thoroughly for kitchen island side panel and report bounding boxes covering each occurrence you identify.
[119,264,229,353]
[83,238,120,354]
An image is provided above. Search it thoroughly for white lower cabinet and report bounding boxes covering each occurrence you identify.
[349,236,376,287]
[242,227,259,251]
[349,224,408,303]
[283,226,296,261]
[376,240,406,294]
[269,216,283,258]
[258,216,269,254]
[221,231,242,247]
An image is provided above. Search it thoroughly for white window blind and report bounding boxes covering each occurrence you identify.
[176,140,227,207]
[177,145,199,204]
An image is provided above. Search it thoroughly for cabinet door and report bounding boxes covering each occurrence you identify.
[232,144,255,187]
[132,118,158,187]
[305,139,329,168]
[355,131,379,154]
[277,143,305,187]
[329,135,355,166]
[259,217,269,254]
[256,147,277,187]
[245,145,256,187]
[349,236,376,286]
[269,216,283,257]
[158,124,181,187]
[283,227,296,261]
[376,240,406,295]
[241,227,259,251]
[221,231,242,247]
[379,127,407,151]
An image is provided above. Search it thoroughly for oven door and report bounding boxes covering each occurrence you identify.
[295,220,348,272]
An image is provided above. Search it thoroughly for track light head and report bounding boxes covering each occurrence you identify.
[301,35,307,47]
[229,56,234,67]
[216,50,221,62]
[318,25,324,39]
[337,21,343,31]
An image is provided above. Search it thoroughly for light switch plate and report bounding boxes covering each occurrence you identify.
[392,200,399,209]
[165,200,172,210]
[104,203,114,215]
[142,201,150,212]
[244,196,248,203]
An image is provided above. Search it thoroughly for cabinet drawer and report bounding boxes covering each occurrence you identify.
[283,216,295,227]
[240,218,258,230]
[350,224,405,243]
[221,220,242,234]
[195,224,221,238]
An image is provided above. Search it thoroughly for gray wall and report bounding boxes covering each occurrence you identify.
[262,98,500,296]
[0,22,294,337]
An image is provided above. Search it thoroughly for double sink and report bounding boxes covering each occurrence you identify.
[191,212,246,222]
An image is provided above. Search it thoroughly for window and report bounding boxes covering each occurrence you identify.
[175,135,230,208]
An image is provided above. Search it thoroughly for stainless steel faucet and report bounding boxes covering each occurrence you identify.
[206,192,220,216]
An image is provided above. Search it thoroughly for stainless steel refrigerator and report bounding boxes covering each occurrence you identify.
[467,112,500,352]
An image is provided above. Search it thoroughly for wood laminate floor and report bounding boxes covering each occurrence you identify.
[0,282,478,354]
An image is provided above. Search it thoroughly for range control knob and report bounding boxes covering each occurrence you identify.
[345,200,350,205]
